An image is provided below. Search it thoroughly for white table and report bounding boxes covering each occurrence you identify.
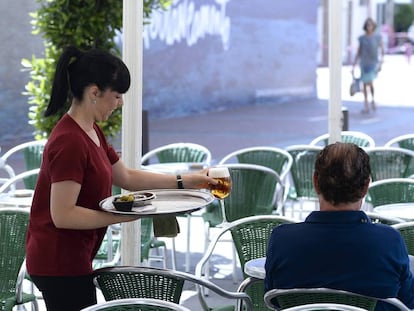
[0,190,33,208]
[374,203,414,220]
[241,255,414,282]
[244,257,266,279]
[141,162,207,174]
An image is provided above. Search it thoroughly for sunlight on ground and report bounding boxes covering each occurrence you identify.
[317,55,414,108]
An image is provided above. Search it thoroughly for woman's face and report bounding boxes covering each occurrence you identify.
[365,20,375,33]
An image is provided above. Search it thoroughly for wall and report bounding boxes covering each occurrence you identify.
[0,0,319,146]
[0,0,44,145]
[142,0,319,120]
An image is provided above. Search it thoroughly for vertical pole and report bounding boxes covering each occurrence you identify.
[328,0,342,144]
[121,0,143,265]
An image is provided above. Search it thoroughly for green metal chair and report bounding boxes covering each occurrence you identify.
[0,208,39,311]
[309,131,375,148]
[285,145,322,219]
[0,140,46,191]
[367,178,414,209]
[197,215,296,311]
[141,142,212,272]
[392,221,414,256]
[263,288,411,311]
[93,266,253,311]
[0,169,39,198]
[364,211,405,225]
[141,142,212,165]
[93,219,169,269]
[219,146,293,215]
[80,298,191,311]
[384,135,414,177]
[263,288,377,311]
[384,134,414,150]
[202,164,284,285]
[277,303,371,311]
[365,147,414,182]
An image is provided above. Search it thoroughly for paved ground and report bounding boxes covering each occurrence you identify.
[9,54,414,310]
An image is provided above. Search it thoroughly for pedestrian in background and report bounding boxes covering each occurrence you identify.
[352,17,384,114]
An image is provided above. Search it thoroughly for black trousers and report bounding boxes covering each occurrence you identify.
[30,274,96,311]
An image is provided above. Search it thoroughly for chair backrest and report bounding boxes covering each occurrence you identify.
[279,303,370,311]
[392,221,414,256]
[309,131,375,148]
[196,215,296,311]
[0,168,40,194]
[80,298,191,311]
[384,134,414,150]
[263,288,377,311]
[141,143,212,165]
[364,211,405,225]
[93,266,253,311]
[219,146,293,181]
[365,147,414,181]
[220,164,283,222]
[0,140,46,189]
[285,145,322,200]
[367,178,414,208]
[0,208,30,309]
[93,219,161,269]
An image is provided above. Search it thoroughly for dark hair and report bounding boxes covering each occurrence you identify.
[44,46,131,117]
[314,142,371,206]
[363,17,377,32]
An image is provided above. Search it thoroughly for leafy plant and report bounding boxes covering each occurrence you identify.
[394,4,414,33]
[22,0,170,140]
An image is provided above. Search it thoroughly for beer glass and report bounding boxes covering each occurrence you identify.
[209,166,232,199]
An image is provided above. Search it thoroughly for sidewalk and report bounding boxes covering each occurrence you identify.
[148,54,414,163]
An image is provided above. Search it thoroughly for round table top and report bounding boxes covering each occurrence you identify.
[374,203,414,220]
[0,190,33,208]
[244,257,266,280]
[100,189,214,216]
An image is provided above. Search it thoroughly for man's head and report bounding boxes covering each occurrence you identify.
[313,142,371,207]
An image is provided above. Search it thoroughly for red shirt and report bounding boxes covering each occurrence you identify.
[26,114,119,276]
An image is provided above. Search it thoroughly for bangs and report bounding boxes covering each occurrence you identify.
[112,60,131,94]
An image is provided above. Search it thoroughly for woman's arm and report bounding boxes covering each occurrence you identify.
[111,159,217,191]
[50,180,139,229]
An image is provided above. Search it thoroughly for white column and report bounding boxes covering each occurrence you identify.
[121,0,143,265]
[328,0,343,144]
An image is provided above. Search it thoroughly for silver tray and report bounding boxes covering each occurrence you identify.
[100,189,214,216]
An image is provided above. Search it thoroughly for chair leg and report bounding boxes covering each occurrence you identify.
[184,214,191,272]
[231,244,239,283]
[203,221,211,296]
[171,238,177,270]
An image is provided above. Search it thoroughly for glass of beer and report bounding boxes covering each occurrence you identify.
[209,166,232,199]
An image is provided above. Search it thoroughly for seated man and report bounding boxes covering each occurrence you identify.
[265,142,414,311]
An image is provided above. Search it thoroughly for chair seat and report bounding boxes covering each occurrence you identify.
[2,293,38,311]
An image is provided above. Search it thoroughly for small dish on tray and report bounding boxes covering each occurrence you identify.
[101,191,157,214]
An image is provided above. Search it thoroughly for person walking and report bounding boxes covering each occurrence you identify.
[25,46,216,311]
[352,17,384,114]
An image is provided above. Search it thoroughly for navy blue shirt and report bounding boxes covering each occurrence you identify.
[265,211,414,311]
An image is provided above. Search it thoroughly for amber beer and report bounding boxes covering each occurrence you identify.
[209,167,232,199]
